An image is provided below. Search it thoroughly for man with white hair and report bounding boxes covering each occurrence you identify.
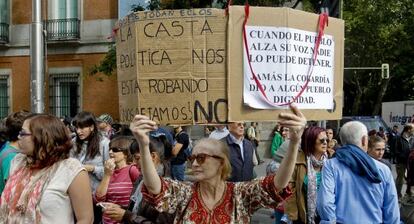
[317,121,399,223]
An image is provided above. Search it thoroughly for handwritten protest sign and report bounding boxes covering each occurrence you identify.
[117,17,139,124]
[228,6,344,121]
[116,9,227,125]
[243,27,334,109]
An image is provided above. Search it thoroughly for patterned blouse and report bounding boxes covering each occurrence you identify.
[141,175,291,224]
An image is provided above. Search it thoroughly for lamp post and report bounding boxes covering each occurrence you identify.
[30,0,44,113]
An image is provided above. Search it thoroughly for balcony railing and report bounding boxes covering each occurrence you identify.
[0,23,9,44]
[45,18,80,41]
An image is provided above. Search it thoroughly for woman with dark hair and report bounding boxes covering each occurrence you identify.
[285,126,327,224]
[71,111,110,190]
[326,127,339,158]
[0,114,93,223]
[95,136,140,224]
[129,105,307,223]
[70,111,110,222]
[102,137,174,223]
[271,125,289,158]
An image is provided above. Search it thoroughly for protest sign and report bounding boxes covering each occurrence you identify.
[117,17,139,124]
[228,6,344,121]
[116,9,228,125]
[244,27,334,109]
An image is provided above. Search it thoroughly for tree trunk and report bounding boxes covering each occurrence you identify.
[372,78,391,115]
[351,77,364,115]
[352,92,363,115]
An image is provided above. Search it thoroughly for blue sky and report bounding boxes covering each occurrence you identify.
[118,0,148,19]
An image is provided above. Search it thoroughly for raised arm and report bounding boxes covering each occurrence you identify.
[129,115,161,195]
[273,104,306,190]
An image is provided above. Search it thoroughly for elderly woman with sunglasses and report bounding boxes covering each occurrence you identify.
[285,126,328,224]
[95,136,140,224]
[130,105,306,223]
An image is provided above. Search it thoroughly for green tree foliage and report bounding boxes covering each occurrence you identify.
[89,44,116,80]
[343,0,414,115]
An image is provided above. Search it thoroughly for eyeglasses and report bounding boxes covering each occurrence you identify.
[188,153,223,165]
[18,130,32,138]
[109,147,129,153]
[318,138,328,144]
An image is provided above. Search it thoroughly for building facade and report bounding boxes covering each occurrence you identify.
[0,0,119,119]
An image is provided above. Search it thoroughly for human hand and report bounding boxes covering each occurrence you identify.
[129,115,157,146]
[277,104,306,143]
[83,164,95,173]
[104,158,115,175]
[327,148,335,157]
[103,203,125,222]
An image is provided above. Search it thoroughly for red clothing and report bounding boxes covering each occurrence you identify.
[96,165,139,224]
[142,175,291,224]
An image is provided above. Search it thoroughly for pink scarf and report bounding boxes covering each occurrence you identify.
[0,156,59,224]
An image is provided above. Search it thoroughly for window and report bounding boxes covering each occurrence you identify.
[0,0,10,43]
[46,0,80,41]
[0,74,10,119]
[49,73,80,118]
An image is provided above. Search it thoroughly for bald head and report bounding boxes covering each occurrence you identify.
[340,121,368,151]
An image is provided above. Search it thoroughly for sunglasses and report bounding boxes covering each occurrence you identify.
[188,153,223,165]
[318,138,328,144]
[109,147,128,153]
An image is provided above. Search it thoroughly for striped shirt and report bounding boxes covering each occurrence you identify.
[96,165,139,224]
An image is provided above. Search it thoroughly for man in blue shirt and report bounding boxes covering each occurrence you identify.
[317,121,399,224]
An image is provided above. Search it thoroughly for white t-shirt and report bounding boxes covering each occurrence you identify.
[9,154,85,224]
[209,127,229,140]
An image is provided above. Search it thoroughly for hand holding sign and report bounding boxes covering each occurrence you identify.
[129,115,157,146]
[278,104,307,143]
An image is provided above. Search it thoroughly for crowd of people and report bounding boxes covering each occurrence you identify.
[0,105,410,223]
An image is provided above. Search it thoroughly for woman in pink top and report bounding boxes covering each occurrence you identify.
[95,136,140,224]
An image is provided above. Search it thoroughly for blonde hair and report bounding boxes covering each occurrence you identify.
[196,138,232,180]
